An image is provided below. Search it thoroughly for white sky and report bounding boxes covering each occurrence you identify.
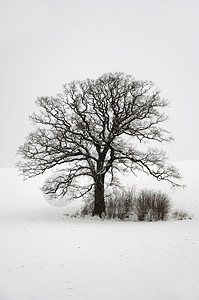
[0,0,199,167]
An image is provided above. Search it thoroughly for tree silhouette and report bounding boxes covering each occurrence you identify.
[17,73,181,217]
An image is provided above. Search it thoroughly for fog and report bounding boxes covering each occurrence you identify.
[1,0,199,167]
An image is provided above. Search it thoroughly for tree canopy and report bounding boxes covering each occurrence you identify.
[17,72,181,216]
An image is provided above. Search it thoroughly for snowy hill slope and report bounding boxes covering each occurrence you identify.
[0,161,199,300]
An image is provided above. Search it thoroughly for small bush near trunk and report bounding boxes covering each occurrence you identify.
[80,196,94,216]
[105,187,136,220]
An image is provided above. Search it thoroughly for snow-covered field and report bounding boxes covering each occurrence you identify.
[0,161,199,300]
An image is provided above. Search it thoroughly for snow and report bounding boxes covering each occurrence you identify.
[0,161,199,300]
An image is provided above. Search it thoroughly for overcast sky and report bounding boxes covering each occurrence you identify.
[0,0,199,167]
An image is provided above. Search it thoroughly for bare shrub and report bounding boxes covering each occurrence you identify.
[80,195,94,217]
[136,189,171,221]
[105,187,136,220]
[172,209,192,220]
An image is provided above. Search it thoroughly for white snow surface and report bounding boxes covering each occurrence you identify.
[0,161,199,300]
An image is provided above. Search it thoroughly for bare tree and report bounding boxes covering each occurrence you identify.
[17,72,182,217]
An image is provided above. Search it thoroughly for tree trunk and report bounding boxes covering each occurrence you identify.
[93,174,105,217]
